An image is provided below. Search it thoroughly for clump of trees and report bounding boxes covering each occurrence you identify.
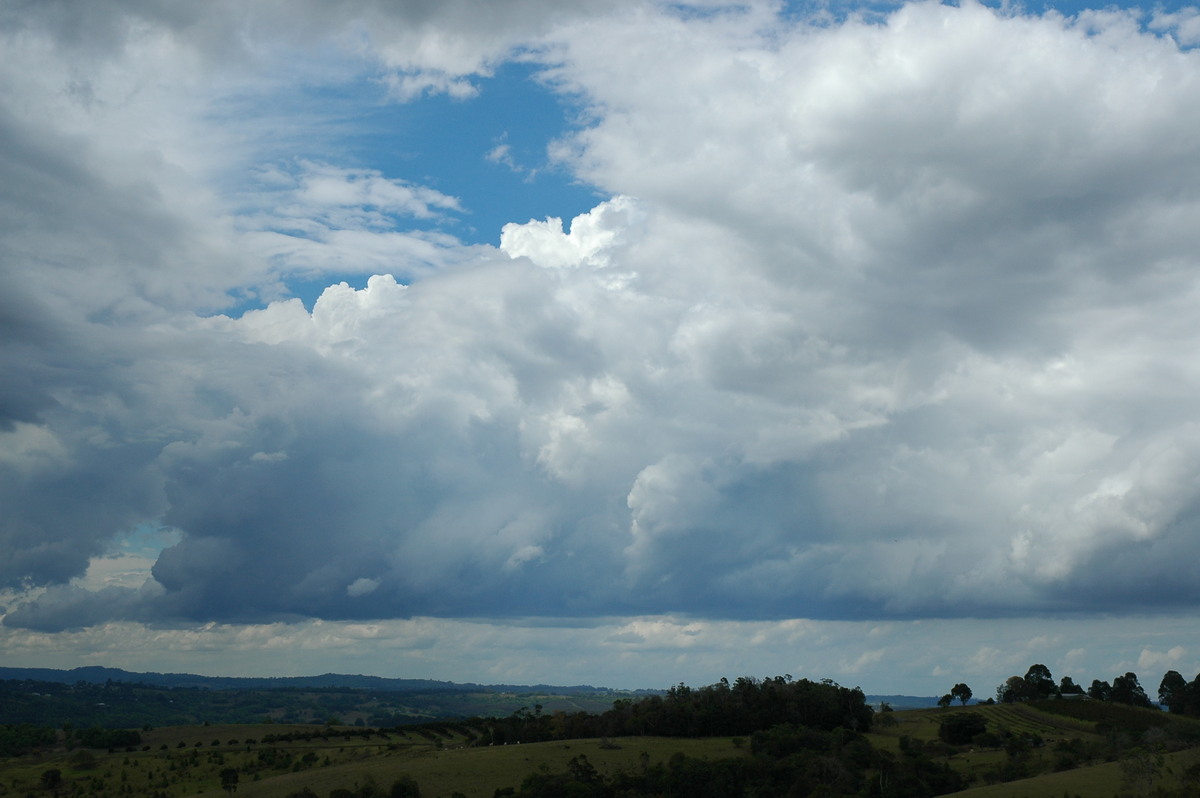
[74,726,144,749]
[0,723,56,756]
[995,664,1152,708]
[938,713,986,745]
[476,676,874,745]
[286,776,422,798]
[1087,672,1152,707]
[473,678,969,797]
[938,683,973,707]
[1157,670,1200,717]
[996,664,1060,703]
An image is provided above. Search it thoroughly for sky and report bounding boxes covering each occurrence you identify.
[4,0,1200,698]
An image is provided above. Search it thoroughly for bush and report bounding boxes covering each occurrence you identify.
[939,713,988,745]
[41,768,62,789]
[973,731,1002,748]
[69,749,98,770]
[389,775,420,797]
[1054,752,1080,771]
[76,727,142,749]
[751,723,836,757]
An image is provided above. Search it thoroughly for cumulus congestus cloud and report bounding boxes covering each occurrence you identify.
[4,1,1200,634]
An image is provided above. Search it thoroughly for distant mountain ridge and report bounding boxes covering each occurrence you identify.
[0,665,637,695]
[0,665,938,708]
[866,693,945,710]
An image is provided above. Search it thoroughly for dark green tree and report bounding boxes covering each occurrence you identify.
[998,675,1031,703]
[938,713,987,745]
[68,749,97,770]
[937,694,953,708]
[1088,679,1112,701]
[1024,664,1056,699]
[1059,676,1084,695]
[1181,673,1200,718]
[1159,670,1187,712]
[389,775,421,798]
[1110,672,1151,707]
[219,768,238,795]
[40,768,62,791]
[951,683,973,705]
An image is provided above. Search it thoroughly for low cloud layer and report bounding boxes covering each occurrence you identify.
[5,1,1200,637]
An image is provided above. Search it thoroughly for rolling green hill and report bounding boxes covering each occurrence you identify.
[5,674,1200,797]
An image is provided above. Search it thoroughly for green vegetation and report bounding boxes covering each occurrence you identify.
[0,677,640,729]
[0,721,747,798]
[0,723,56,756]
[6,666,1200,796]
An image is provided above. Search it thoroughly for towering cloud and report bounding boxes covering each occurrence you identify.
[4,1,1200,639]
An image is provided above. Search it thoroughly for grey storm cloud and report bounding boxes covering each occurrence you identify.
[5,0,1200,633]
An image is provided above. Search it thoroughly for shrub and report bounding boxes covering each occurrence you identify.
[939,713,988,745]
[389,775,420,797]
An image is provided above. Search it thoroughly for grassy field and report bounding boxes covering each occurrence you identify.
[225,735,745,798]
[0,724,746,798]
[6,702,1200,797]
[945,746,1200,797]
[865,702,1200,797]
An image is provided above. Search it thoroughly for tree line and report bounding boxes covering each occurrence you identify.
[475,675,874,745]
[936,663,1200,715]
[1156,670,1200,716]
[990,663,1155,707]
[474,678,962,798]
